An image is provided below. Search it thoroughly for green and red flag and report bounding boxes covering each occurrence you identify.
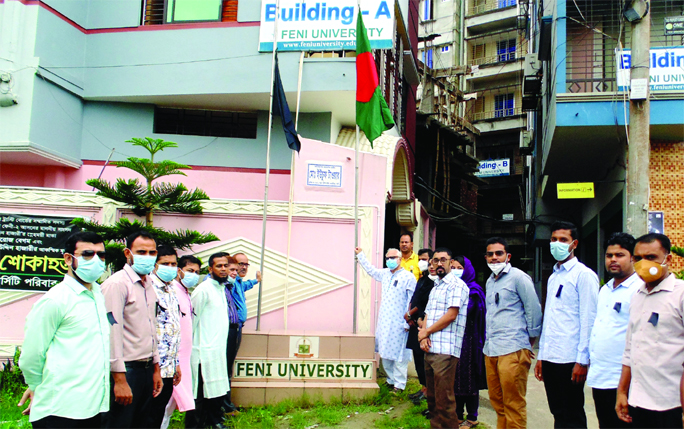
[356,10,394,147]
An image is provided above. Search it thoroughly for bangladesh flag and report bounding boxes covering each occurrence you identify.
[356,11,394,147]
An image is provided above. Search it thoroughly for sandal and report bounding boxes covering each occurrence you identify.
[459,420,478,428]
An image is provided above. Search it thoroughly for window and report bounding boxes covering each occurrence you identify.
[494,93,515,118]
[440,45,450,53]
[472,43,486,62]
[422,49,434,68]
[497,38,517,62]
[143,0,237,25]
[423,0,434,20]
[498,0,517,8]
[154,107,258,139]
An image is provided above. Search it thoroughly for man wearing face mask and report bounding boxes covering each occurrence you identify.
[18,232,109,428]
[616,233,684,428]
[356,247,416,392]
[404,248,435,403]
[101,230,163,428]
[148,245,182,428]
[587,233,639,429]
[161,255,201,429]
[483,237,542,429]
[535,221,599,429]
[185,253,233,429]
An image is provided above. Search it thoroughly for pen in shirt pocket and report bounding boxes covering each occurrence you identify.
[495,293,500,305]
[556,285,563,298]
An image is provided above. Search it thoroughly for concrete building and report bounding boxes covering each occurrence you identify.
[0,0,424,403]
[534,0,684,293]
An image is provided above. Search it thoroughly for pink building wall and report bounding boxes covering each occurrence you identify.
[0,137,388,347]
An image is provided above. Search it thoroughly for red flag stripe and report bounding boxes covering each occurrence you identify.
[356,52,379,103]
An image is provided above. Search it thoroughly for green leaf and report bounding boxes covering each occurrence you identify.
[151,183,209,214]
[126,137,178,157]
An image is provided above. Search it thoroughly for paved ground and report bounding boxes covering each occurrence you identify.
[476,356,599,429]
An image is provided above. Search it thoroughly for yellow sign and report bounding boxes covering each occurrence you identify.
[557,182,595,199]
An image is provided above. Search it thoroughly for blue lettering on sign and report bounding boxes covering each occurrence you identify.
[264,2,391,25]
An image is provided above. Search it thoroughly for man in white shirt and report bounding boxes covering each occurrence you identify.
[534,221,599,428]
[356,246,416,392]
[587,233,639,428]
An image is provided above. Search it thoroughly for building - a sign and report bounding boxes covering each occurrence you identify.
[0,214,77,292]
[474,159,510,178]
[649,211,665,234]
[617,47,684,91]
[556,183,595,199]
[259,0,394,52]
[234,359,374,380]
[307,162,343,188]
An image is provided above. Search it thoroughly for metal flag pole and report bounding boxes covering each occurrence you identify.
[256,0,280,332]
[283,51,305,329]
[353,124,360,334]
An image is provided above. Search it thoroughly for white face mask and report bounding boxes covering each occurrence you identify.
[428,274,439,281]
[488,262,506,276]
[452,269,464,278]
[418,260,429,272]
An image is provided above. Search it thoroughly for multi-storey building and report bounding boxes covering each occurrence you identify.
[534,0,684,290]
[0,0,423,401]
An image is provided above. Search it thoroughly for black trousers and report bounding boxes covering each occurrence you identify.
[456,394,480,421]
[412,346,427,387]
[32,413,103,428]
[226,324,242,379]
[592,388,632,428]
[146,377,174,428]
[185,365,227,428]
[630,406,683,429]
[541,361,587,428]
[104,362,154,428]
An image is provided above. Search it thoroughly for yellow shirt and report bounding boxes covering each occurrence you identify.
[400,252,421,281]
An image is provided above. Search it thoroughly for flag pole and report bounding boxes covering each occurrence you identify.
[256,0,280,332]
[283,51,304,330]
[353,124,360,334]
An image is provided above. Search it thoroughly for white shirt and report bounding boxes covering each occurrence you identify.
[425,271,469,357]
[538,257,599,365]
[587,273,641,389]
[190,278,230,399]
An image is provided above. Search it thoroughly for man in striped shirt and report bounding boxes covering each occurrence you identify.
[418,247,470,428]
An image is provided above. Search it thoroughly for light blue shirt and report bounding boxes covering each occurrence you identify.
[484,264,542,357]
[538,257,599,365]
[587,273,641,389]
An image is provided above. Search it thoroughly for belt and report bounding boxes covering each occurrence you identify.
[125,357,154,369]
[229,323,240,329]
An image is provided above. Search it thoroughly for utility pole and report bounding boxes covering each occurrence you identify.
[625,3,650,237]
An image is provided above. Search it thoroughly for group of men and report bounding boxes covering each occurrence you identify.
[18,230,261,429]
[358,223,684,429]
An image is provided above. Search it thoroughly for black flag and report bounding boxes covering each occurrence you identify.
[272,55,301,152]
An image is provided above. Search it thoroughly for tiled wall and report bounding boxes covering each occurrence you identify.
[649,141,684,272]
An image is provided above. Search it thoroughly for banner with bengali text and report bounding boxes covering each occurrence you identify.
[0,213,77,292]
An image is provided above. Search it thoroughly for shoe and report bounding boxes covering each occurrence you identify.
[408,390,423,399]
[384,381,394,389]
[392,387,403,394]
[422,409,431,419]
[410,391,425,404]
[459,420,479,428]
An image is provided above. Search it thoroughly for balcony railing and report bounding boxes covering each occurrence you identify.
[471,107,522,121]
[469,50,520,66]
[469,0,517,16]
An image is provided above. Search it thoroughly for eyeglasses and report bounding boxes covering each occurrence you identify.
[74,250,107,260]
[385,256,399,260]
[485,251,506,257]
[238,262,250,267]
[431,258,451,265]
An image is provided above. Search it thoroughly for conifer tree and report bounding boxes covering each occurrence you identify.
[73,137,218,269]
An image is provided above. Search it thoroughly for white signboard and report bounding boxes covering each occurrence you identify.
[616,47,684,91]
[234,359,374,380]
[259,0,394,52]
[307,162,343,188]
[474,159,510,178]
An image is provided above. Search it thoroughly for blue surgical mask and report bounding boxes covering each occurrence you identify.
[131,255,156,275]
[156,264,178,283]
[453,269,464,278]
[74,255,106,284]
[550,242,572,262]
[386,258,399,270]
[181,272,199,288]
[227,276,236,285]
